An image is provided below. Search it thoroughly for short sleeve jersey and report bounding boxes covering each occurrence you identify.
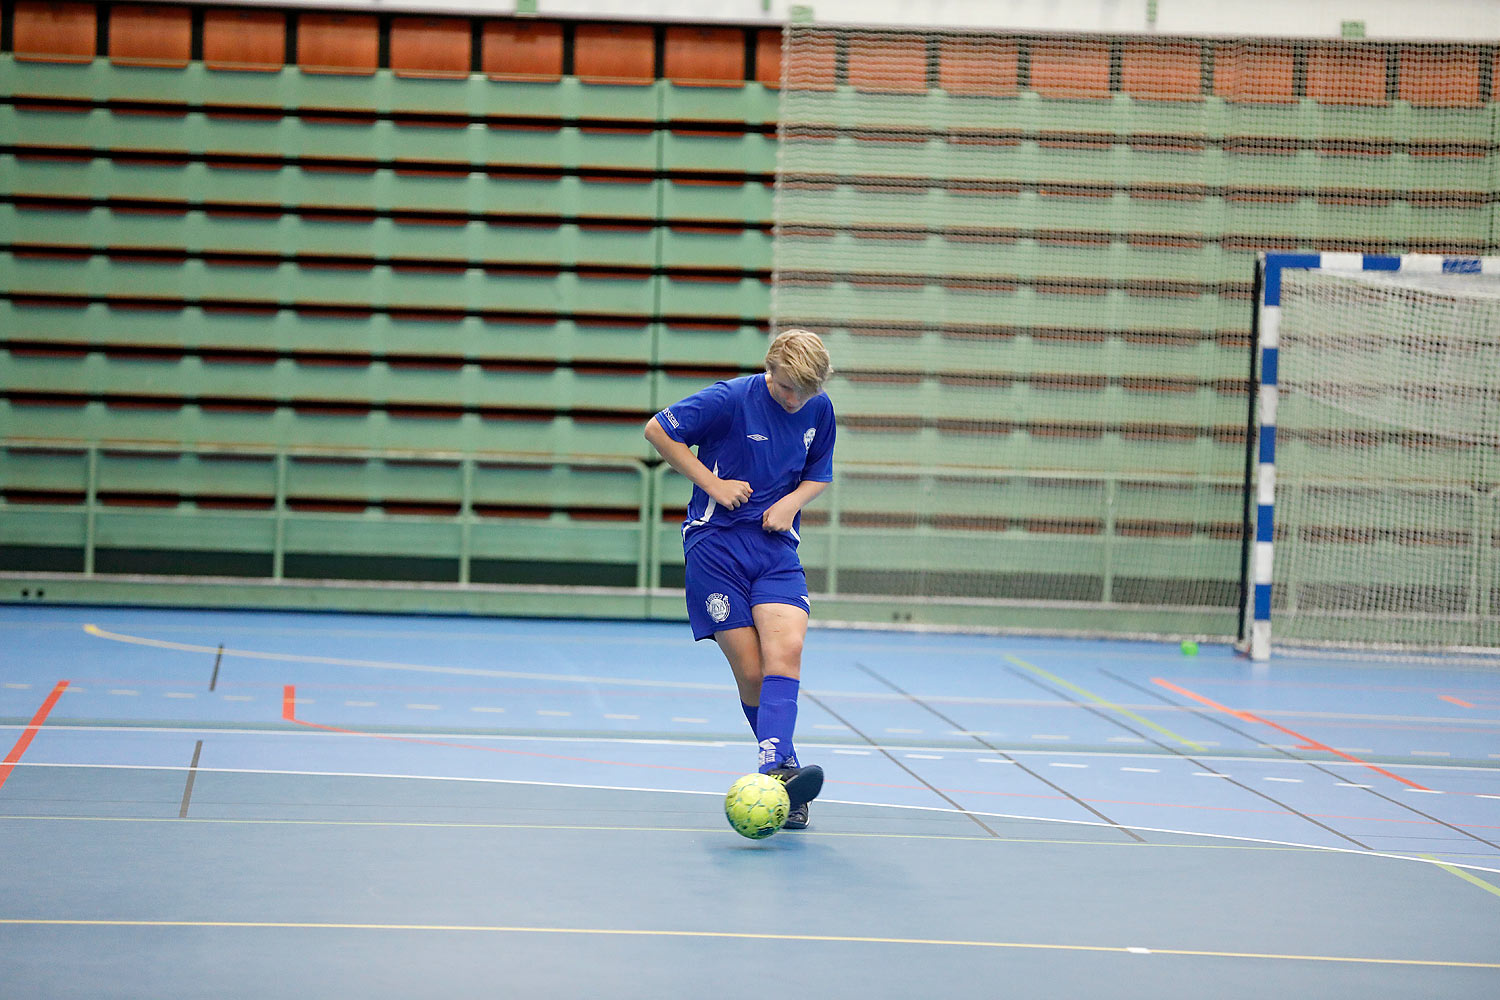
[654,374,836,552]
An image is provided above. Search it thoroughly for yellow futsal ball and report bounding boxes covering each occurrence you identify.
[724,772,790,840]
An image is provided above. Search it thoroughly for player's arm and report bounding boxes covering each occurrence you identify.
[761,479,829,533]
[644,417,753,510]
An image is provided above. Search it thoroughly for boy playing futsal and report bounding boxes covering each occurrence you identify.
[645,329,836,829]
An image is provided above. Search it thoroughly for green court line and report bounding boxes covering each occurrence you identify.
[1422,854,1500,900]
[1004,655,1208,752]
[1,918,1496,967]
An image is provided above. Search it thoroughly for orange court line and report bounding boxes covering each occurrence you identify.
[1150,678,1431,792]
[0,681,70,793]
[1439,695,1477,709]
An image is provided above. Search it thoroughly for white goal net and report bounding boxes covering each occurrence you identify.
[1270,265,1500,652]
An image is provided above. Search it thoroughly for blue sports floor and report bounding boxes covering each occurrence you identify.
[2,605,1498,997]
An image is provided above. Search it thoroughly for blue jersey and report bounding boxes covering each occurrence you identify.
[655,374,836,551]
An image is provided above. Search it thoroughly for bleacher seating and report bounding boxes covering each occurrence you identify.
[0,4,1494,624]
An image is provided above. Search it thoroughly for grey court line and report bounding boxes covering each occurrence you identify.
[1103,669,1500,855]
[177,740,203,819]
[1003,662,1374,852]
[847,662,1145,843]
[797,687,1004,838]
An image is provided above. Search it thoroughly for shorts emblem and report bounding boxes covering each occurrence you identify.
[706,593,731,623]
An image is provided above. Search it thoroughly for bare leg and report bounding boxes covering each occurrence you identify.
[714,603,808,700]
[751,602,808,680]
[713,625,763,706]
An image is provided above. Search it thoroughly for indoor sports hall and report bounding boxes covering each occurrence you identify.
[3,2,1499,997]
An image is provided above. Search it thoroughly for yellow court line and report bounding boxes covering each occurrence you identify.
[13,814,1500,872]
[1,918,1496,967]
[1422,854,1500,900]
[0,812,1319,850]
[1005,655,1208,752]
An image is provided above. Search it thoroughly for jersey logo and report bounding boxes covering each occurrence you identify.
[661,408,680,429]
[746,433,768,442]
[706,593,731,623]
[803,428,816,449]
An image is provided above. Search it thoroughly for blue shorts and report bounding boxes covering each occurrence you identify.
[683,527,810,641]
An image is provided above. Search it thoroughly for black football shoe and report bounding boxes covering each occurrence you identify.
[768,762,823,809]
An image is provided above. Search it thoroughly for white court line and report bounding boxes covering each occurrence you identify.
[7,760,1500,878]
[6,724,1497,775]
[55,623,1500,723]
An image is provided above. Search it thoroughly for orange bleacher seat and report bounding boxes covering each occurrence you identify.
[391,16,471,79]
[939,36,1020,97]
[1029,39,1111,99]
[109,4,190,68]
[847,32,927,94]
[203,8,286,72]
[1122,40,1203,101]
[13,1,96,64]
[755,28,781,87]
[664,26,744,87]
[482,21,563,81]
[297,12,379,76]
[1306,43,1388,106]
[574,23,655,85]
[1398,45,1483,108]
[782,28,837,92]
[1213,42,1296,103]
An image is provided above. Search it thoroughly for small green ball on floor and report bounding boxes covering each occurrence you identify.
[1180,640,1199,656]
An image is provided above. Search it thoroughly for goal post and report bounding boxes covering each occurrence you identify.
[1247,252,1500,660]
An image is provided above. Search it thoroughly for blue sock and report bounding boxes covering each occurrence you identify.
[755,674,800,773]
[741,701,758,738]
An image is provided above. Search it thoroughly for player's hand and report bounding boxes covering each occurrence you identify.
[709,477,753,510]
[761,499,798,533]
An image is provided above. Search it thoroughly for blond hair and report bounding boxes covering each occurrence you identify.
[765,329,832,393]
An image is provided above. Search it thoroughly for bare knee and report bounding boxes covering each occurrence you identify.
[759,631,804,678]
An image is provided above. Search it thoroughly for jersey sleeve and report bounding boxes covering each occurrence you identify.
[654,380,733,447]
[802,398,836,483]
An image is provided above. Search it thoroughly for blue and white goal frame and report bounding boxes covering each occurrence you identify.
[1245,252,1498,661]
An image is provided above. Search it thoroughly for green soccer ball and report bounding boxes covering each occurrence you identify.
[724,772,790,840]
